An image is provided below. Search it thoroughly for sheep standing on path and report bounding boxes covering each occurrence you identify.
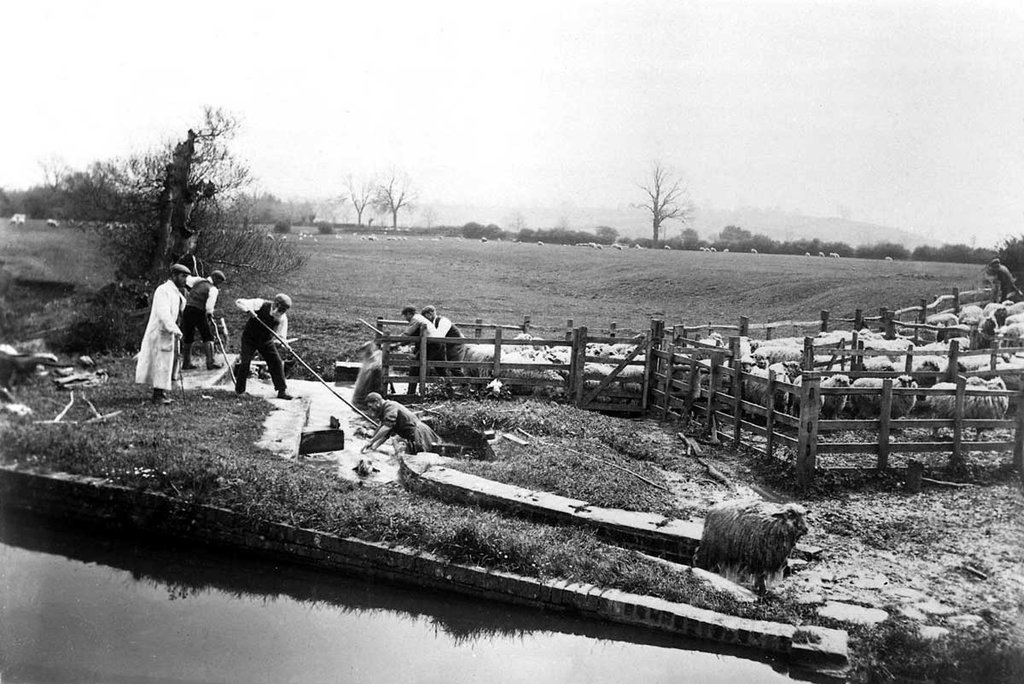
[694,499,809,594]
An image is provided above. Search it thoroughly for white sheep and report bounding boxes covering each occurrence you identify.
[926,376,1008,420]
[818,251,826,257]
[750,248,758,254]
[958,305,984,325]
[694,499,809,593]
[850,375,919,418]
[925,312,959,327]
[819,374,851,418]
[829,252,840,258]
[885,256,893,261]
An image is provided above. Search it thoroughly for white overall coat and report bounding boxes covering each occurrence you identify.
[135,279,185,390]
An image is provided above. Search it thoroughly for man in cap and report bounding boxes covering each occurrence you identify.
[986,258,1023,303]
[360,392,440,455]
[181,270,226,370]
[135,263,189,404]
[421,305,465,377]
[234,293,294,400]
[399,305,436,394]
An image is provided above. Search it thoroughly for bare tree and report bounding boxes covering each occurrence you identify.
[420,206,437,229]
[345,175,375,226]
[39,155,70,189]
[508,211,527,232]
[634,162,693,247]
[373,170,417,230]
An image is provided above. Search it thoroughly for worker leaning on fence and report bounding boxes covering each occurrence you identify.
[234,293,294,400]
[360,392,440,455]
[135,263,189,405]
[421,305,465,377]
[181,270,226,371]
[399,305,436,394]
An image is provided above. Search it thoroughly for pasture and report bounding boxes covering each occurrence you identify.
[275,231,986,368]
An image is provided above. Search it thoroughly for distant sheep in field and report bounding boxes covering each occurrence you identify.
[613,243,623,250]
[710,247,717,252]
[750,248,758,254]
[829,252,840,258]
[723,248,730,253]
[819,374,851,418]
[694,499,809,593]
[480,237,488,242]
[46,218,59,227]
[663,245,672,250]
[818,251,826,257]
[804,252,811,257]
[885,256,893,261]
[537,241,544,246]
[850,375,918,418]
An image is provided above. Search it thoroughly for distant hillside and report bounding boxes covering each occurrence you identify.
[415,203,928,248]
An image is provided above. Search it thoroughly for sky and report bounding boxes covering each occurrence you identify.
[3,0,1023,245]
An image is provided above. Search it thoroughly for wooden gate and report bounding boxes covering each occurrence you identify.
[572,326,651,414]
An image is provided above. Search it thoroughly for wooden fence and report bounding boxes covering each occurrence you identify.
[373,321,652,414]
[650,334,1024,486]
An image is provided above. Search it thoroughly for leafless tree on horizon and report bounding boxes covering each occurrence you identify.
[634,161,694,247]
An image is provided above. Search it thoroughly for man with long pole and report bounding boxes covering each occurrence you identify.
[234,294,294,400]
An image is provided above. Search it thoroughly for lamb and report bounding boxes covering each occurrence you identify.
[694,499,809,593]
[850,375,919,418]
[819,374,851,418]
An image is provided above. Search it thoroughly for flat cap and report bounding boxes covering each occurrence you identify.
[210,270,226,283]
[273,293,292,309]
[170,264,191,275]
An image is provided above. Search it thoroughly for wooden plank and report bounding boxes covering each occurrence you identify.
[660,349,674,419]
[878,377,893,469]
[952,375,966,467]
[1016,389,1024,471]
[574,326,588,406]
[580,336,647,406]
[765,369,777,459]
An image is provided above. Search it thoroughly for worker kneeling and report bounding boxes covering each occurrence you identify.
[360,392,440,455]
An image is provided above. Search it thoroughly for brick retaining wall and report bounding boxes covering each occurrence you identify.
[0,465,847,671]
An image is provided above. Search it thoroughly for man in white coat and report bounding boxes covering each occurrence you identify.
[135,264,189,404]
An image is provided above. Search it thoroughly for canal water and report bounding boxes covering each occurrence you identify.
[0,512,795,683]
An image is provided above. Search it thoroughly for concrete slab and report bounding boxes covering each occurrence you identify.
[179,354,237,391]
[817,601,889,626]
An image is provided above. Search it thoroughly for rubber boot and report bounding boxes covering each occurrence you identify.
[204,342,222,370]
[181,344,197,370]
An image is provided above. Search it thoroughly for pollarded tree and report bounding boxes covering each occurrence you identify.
[65,107,304,283]
[373,170,417,230]
[634,161,694,247]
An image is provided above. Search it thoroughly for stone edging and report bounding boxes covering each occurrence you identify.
[0,466,848,671]
[400,453,703,562]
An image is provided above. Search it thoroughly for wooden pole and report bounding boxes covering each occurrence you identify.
[820,310,829,333]
[951,375,966,469]
[493,327,503,379]
[947,340,960,382]
[522,315,531,334]
[609,321,617,338]
[419,332,428,394]
[802,337,815,371]
[575,326,588,406]
[380,333,391,395]
[796,375,820,487]
[706,352,723,443]
[645,319,664,413]
[683,354,700,428]
[953,287,961,314]
[878,378,893,470]
[475,318,483,338]
[565,318,574,341]
[1014,389,1024,472]
[765,369,777,459]
[739,315,749,337]
[854,308,863,331]
[731,338,743,445]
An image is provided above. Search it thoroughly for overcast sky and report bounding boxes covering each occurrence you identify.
[4,0,1023,244]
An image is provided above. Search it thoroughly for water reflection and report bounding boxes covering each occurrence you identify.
[0,511,794,683]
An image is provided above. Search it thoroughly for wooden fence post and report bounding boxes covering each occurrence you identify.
[739,315,749,337]
[802,337,815,371]
[854,309,863,331]
[730,338,743,445]
[918,298,928,324]
[706,352,723,443]
[683,355,700,428]
[419,333,428,394]
[567,327,582,398]
[953,287,961,314]
[946,340,960,382]
[878,378,893,470]
[522,315,531,334]
[375,317,385,343]
[644,319,664,413]
[796,375,820,488]
[609,321,617,338]
[766,326,774,341]
[765,370,777,459]
[878,307,888,336]
[380,333,391,395]
[574,326,588,406]
[565,318,574,341]
[950,375,966,470]
[885,311,896,340]
[1014,389,1024,472]
[475,318,483,338]
[673,324,684,345]
[820,310,829,333]
[493,327,503,380]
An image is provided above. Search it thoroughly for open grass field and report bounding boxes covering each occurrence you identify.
[270,230,987,369]
[0,218,990,369]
